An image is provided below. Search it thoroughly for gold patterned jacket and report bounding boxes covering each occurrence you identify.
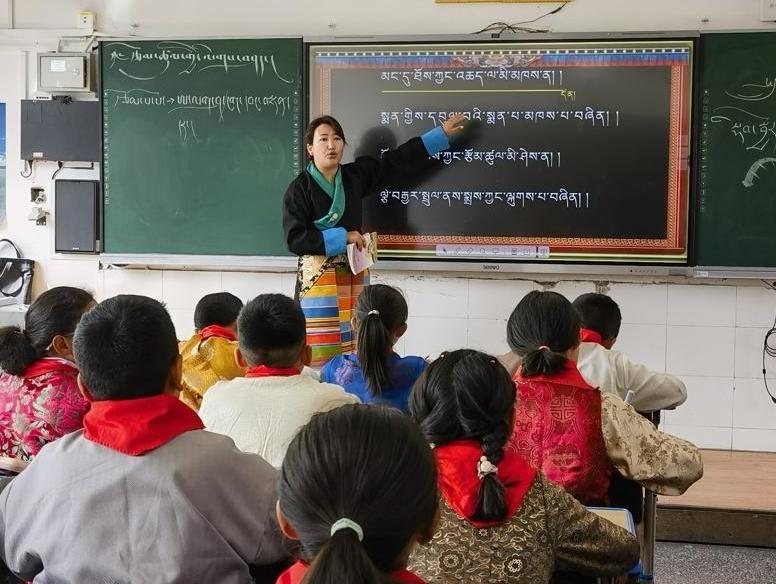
[179,334,245,410]
[410,473,640,584]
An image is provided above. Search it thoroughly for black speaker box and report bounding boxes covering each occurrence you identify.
[55,180,100,253]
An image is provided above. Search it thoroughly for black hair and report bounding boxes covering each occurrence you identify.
[238,293,306,368]
[506,290,581,378]
[409,349,515,522]
[304,116,347,159]
[194,292,244,330]
[73,295,179,401]
[354,285,408,397]
[0,286,93,375]
[279,404,437,584]
[572,292,622,341]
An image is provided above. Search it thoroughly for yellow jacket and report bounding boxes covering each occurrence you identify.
[179,334,245,410]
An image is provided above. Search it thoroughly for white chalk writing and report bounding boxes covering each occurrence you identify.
[431,148,561,168]
[378,189,590,209]
[380,107,618,128]
[380,68,563,87]
[104,89,292,119]
[106,41,292,83]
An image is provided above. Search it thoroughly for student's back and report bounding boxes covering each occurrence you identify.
[321,352,425,410]
[1,428,281,583]
[320,284,425,412]
[408,350,639,583]
[573,292,686,412]
[506,291,703,505]
[275,404,439,584]
[200,293,358,467]
[179,292,246,410]
[0,286,94,461]
[0,295,285,583]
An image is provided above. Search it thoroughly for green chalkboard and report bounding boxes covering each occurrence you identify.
[101,38,302,255]
[697,33,776,268]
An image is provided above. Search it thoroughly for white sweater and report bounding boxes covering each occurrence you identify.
[200,374,359,468]
[576,342,687,412]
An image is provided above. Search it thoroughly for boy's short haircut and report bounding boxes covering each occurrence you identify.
[74,295,179,401]
[572,293,622,341]
[238,294,306,368]
[194,292,244,330]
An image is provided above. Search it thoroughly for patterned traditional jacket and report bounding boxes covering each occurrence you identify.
[0,357,89,461]
[410,440,640,583]
[510,360,703,502]
[179,325,245,410]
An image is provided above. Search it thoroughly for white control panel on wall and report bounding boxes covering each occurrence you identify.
[761,0,776,21]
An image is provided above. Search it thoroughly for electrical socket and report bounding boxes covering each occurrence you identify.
[761,0,776,21]
[77,10,95,31]
[30,187,44,203]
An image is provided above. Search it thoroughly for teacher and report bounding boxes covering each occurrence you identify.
[283,113,466,367]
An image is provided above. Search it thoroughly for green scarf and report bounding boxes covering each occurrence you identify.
[307,162,346,231]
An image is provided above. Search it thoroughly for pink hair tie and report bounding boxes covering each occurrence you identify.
[537,345,551,352]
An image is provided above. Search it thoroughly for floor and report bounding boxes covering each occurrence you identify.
[655,542,776,583]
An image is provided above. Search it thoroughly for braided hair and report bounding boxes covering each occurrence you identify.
[409,349,516,521]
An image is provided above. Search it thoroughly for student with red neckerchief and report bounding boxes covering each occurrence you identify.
[0,295,285,583]
[572,292,687,413]
[275,404,437,584]
[408,349,639,584]
[198,293,358,468]
[506,291,703,506]
[0,286,94,462]
[179,292,246,410]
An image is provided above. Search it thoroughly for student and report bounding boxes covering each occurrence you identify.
[283,114,465,366]
[0,286,94,461]
[179,292,246,410]
[0,295,285,583]
[573,292,687,412]
[409,349,640,583]
[321,284,425,411]
[506,291,703,505]
[199,293,358,467]
[275,404,438,584]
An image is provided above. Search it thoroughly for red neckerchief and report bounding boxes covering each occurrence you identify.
[83,393,204,456]
[434,440,537,528]
[515,359,598,391]
[245,365,302,378]
[20,357,78,379]
[580,328,603,345]
[276,561,425,584]
[198,325,237,342]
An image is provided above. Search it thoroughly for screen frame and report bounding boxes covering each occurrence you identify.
[305,31,700,270]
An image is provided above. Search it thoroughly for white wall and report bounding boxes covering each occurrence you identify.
[1,0,775,451]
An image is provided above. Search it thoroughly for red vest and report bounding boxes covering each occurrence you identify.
[509,360,612,504]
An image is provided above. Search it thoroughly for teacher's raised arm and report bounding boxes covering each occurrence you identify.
[282,114,465,367]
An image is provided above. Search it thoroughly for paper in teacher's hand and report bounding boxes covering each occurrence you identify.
[347,232,377,275]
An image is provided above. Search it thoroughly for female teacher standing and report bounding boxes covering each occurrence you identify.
[283,113,465,367]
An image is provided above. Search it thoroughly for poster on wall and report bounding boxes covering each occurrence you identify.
[0,102,5,224]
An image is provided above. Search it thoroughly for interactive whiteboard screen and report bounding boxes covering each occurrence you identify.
[309,40,694,264]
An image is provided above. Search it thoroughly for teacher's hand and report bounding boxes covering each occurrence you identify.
[347,230,365,251]
[441,113,467,138]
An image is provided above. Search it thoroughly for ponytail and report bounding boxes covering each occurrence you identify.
[354,285,409,397]
[0,326,39,375]
[506,290,581,378]
[302,530,387,584]
[519,347,569,377]
[280,406,437,584]
[0,286,93,376]
[357,312,390,397]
